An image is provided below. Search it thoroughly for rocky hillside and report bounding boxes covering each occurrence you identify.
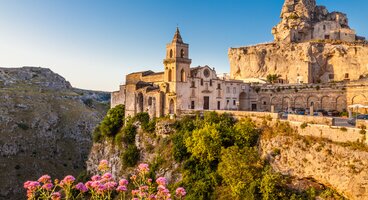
[261,124,368,200]
[0,67,110,199]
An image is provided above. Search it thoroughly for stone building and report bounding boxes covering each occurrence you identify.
[112,28,251,118]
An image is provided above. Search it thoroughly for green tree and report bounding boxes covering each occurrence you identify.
[185,124,222,163]
[218,146,263,199]
[99,104,125,137]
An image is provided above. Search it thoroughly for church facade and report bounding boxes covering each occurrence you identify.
[111,28,251,118]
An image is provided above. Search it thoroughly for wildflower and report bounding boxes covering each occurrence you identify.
[116,185,127,192]
[176,187,186,198]
[138,163,149,173]
[132,189,140,196]
[42,183,54,191]
[24,181,40,191]
[51,192,61,200]
[119,179,129,186]
[96,184,107,194]
[98,160,109,172]
[130,175,137,181]
[104,181,117,190]
[102,172,113,181]
[156,177,167,186]
[85,181,93,189]
[38,175,51,183]
[91,181,102,189]
[75,182,88,193]
[62,175,75,185]
[147,178,152,184]
[91,175,101,181]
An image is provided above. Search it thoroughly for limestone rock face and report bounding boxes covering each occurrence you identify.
[229,42,368,83]
[0,67,109,200]
[261,134,368,200]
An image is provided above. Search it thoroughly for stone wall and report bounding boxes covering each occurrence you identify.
[111,85,126,108]
[288,114,333,126]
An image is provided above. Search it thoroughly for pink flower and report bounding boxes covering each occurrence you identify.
[139,185,149,191]
[98,160,109,172]
[24,181,40,191]
[104,181,117,190]
[130,175,137,181]
[102,172,113,181]
[176,187,186,197]
[85,181,93,189]
[51,192,61,200]
[62,175,75,185]
[147,178,152,184]
[148,194,156,200]
[156,177,167,186]
[96,184,107,194]
[91,175,101,181]
[38,175,51,183]
[42,183,54,191]
[138,163,150,173]
[116,185,127,192]
[75,182,88,193]
[132,189,140,196]
[91,181,102,189]
[119,179,129,186]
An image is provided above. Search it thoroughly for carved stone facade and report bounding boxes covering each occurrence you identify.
[111,28,251,118]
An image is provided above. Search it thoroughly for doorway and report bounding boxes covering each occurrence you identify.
[204,96,210,110]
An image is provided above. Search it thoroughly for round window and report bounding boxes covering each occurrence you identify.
[203,69,210,78]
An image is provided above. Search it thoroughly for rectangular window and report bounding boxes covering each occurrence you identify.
[226,87,230,93]
[233,100,236,106]
[217,84,221,89]
[345,73,349,79]
[191,81,195,88]
[201,79,204,86]
[191,101,195,109]
[329,74,334,80]
[210,80,213,87]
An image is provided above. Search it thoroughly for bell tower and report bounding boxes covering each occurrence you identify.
[163,27,192,86]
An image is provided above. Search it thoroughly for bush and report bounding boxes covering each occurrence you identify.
[300,122,308,129]
[99,105,125,137]
[121,144,140,167]
[17,122,29,130]
[122,122,137,145]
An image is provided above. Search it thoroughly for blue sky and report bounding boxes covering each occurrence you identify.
[1,0,367,91]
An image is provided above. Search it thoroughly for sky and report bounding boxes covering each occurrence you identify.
[1,0,368,92]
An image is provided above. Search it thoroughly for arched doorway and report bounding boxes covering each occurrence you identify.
[239,92,247,111]
[169,99,175,114]
[282,97,291,111]
[336,96,347,112]
[137,92,144,113]
[307,96,320,110]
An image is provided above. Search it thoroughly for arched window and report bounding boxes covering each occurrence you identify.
[169,49,173,58]
[181,69,186,82]
[168,69,172,82]
[180,49,185,58]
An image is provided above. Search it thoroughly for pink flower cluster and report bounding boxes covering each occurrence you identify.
[24,160,186,200]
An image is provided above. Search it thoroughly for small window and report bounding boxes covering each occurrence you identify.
[263,101,266,105]
[210,80,212,87]
[227,100,230,104]
[233,100,236,106]
[345,73,349,79]
[226,87,230,93]
[323,25,326,30]
[191,81,195,88]
[217,84,221,89]
[329,74,334,79]
[201,79,204,86]
[180,49,185,58]
[191,101,195,109]
[325,35,330,40]
[169,49,173,58]
[148,97,153,106]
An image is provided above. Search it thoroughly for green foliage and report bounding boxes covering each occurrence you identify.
[122,122,137,145]
[172,131,190,162]
[260,166,288,200]
[92,127,103,143]
[99,104,125,137]
[121,144,140,167]
[218,146,262,199]
[267,74,281,84]
[300,122,308,129]
[233,119,259,148]
[17,122,29,130]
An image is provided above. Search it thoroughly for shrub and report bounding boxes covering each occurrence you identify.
[122,144,140,167]
[300,122,308,129]
[122,122,137,145]
[82,98,93,107]
[99,104,125,137]
[17,122,29,130]
[92,128,103,143]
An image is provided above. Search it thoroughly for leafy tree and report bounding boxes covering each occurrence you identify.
[99,104,125,137]
[233,119,260,148]
[185,124,222,163]
[218,146,262,199]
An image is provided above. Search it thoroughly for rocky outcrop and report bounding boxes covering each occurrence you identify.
[261,134,368,200]
[0,67,109,199]
[229,42,368,83]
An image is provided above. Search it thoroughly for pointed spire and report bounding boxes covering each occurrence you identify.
[172,27,183,43]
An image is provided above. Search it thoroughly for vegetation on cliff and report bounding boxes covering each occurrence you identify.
[92,109,345,200]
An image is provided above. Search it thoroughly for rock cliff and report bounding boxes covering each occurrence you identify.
[261,131,368,200]
[0,67,109,199]
[229,42,368,83]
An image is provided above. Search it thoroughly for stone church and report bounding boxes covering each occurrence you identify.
[112,28,251,118]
